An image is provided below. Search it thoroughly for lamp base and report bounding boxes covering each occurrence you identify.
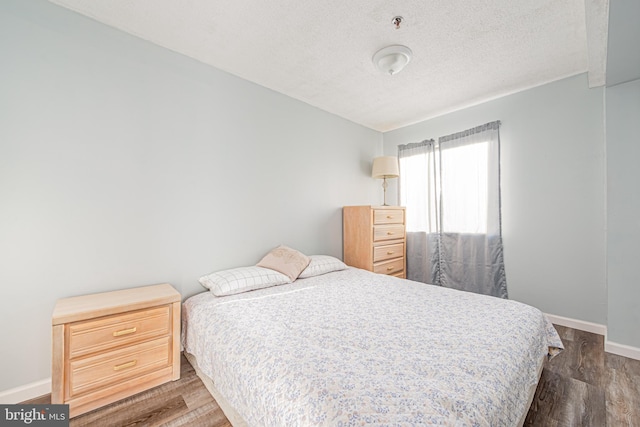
[382,177,389,206]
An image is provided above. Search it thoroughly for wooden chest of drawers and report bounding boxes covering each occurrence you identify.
[52,284,181,418]
[343,205,406,278]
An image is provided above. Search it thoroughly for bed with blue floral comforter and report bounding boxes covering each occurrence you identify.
[182,268,562,426]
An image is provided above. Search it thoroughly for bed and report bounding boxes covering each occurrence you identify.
[182,266,563,426]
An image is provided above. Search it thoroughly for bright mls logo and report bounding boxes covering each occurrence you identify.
[1,405,68,426]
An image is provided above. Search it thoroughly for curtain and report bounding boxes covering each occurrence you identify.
[398,121,507,298]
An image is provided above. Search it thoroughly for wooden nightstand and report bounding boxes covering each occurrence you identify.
[51,284,181,418]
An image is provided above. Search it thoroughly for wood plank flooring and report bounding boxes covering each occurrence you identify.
[525,325,640,426]
[25,356,231,427]
[24,325,640,426]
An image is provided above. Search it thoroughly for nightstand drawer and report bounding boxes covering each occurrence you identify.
[373,243,405,262]
[69,336,171,398]
[373,224,405,242]
[53,284,181,418]
[68,306,170,359]
[373,258,404,275]
[373,209,404,225]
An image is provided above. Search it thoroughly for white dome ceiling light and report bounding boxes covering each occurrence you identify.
[372,16,412,76]
[373,45,413,75]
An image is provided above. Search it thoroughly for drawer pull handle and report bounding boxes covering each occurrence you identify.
[113,360,137,371]
[387,232,394,235]
[386,267,394,271]
[387,251,395,255]
[113,327,137,337]
[386,215,393,219]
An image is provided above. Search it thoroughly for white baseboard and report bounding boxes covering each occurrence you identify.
[545,313,640,361]
[0,379,50,404]
[605,340,640,361]
[544,313,608,335]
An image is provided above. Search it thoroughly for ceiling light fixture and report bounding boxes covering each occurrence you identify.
[372,16,412,76]
[373,45,413,75]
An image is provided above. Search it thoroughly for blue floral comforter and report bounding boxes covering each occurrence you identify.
[182,268,563,426]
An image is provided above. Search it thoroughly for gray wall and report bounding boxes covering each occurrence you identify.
[606,78,640,348]
[383,74,607,325]
[2,0,637,395]
[0,1,381,390]
[606,0,640,86]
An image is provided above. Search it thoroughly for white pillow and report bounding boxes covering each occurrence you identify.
[199,266,291,296]
[298,255,348,279]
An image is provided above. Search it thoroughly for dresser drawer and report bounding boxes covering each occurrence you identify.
[69,336,171,398]
[373,243,405,262]
[373,224,405,242]
[68,306,170,359]
[344,206,406,278]
[373,258,404,275]
[373,209,405,225]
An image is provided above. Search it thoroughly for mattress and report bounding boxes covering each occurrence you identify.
[182,268,562,426]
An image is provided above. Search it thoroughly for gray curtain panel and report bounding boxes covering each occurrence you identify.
[399,121,507,298]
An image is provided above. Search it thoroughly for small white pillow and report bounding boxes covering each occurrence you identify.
[199,266,291,297]
[298,255,348,279]
[257,245,311,281]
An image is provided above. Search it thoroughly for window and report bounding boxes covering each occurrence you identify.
[439,141,488,233]
[399,140,489,234]
[397,121,506,297]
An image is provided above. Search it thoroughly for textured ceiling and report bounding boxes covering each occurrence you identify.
[48,0,605,132]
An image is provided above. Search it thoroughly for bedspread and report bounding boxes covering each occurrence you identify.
[182,268,562,426]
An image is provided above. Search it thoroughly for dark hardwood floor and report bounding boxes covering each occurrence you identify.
[525,325,640,427]
[24,325,640,426]
[25,356,230,427]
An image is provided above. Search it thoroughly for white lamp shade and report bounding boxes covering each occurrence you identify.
[372,156,399,179]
